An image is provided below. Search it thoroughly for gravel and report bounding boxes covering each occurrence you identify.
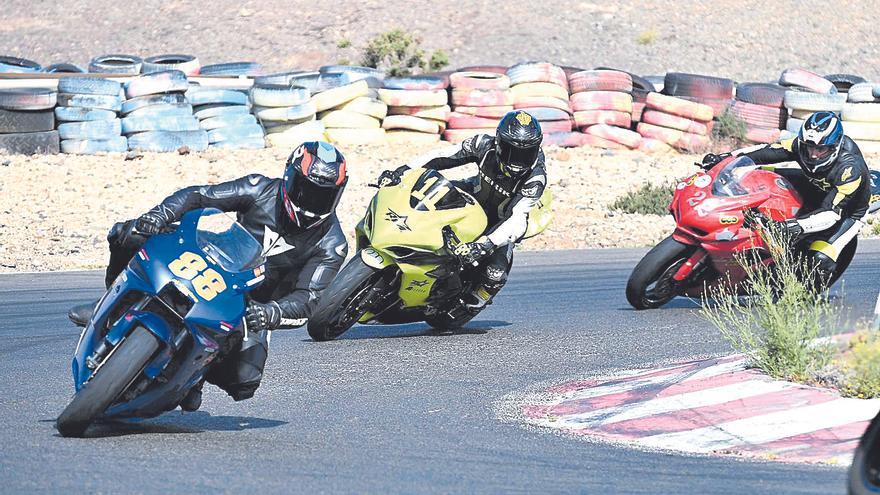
[2,1,880,82]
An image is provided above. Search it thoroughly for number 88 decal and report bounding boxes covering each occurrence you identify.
[168,251,227,301]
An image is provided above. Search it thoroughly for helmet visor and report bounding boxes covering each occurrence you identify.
[798,141,836,169]
[498,142,539,175]
[284,172,344,226]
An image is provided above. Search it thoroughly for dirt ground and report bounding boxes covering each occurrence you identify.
[2,1,880,82]
[0,143,699,272]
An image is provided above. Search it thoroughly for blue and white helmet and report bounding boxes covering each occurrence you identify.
[797,111,844,174]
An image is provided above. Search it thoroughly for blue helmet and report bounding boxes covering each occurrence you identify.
[797,111,844,174]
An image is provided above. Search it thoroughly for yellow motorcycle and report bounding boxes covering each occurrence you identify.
[307,167,551,341]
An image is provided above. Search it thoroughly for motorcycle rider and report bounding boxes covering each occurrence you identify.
[702,111,871,286]
[68,141,349,410]
[375,110,547,315]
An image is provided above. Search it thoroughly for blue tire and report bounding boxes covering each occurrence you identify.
[58,119,122,140]
[61,136,128,154]
[128,130,209,152]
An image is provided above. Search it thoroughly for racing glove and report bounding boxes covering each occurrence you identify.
[772,218,804,244]
[698,152,731,170]
[376,165,410,187]
[134,210,169,235]
[454,236,495,266]
[245,301,282,332]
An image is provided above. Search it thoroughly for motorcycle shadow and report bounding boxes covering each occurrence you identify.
[312,319,512,341]
[46,411,287,438]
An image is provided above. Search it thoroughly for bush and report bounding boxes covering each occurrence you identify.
[359,29,449,76]
[637,30,657,45]
[841,330,880,398]
[700,223,837,381]
[609,182,674,215]
[714,110,748,142]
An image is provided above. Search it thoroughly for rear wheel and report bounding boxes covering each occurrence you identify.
[848,410,880,494]
[56,326,159,437]
[626,236,697,310]
[307,255,388,341]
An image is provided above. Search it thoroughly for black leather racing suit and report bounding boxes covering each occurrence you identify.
[106,173,347,399]
[408,133,548,302]
[735,136,871,277]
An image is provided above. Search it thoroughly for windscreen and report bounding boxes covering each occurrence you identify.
[196,211,264,272]
[410,170,471,211]
[711,156,761,197]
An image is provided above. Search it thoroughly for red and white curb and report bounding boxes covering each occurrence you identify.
[520,355,880,465]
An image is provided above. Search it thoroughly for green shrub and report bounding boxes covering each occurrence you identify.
[714,111,748,142]
[700,223,837,381]
[336,39,352,49]
[871,218,880,236]
[841,330,880,398]
[637,30,657,45]
[359,29,449,76]
[609,182,674,215]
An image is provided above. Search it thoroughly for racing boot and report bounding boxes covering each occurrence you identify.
[68,299,99,327]
[179,381,204,412]
[462,286,494,314]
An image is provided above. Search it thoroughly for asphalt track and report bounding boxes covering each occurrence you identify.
[1,241,878,494]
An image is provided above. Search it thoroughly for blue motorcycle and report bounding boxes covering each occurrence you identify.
[57,208,266,437]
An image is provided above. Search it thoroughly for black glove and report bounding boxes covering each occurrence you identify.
[245,301,282,332]
[453,236,494,266]
[134,210,168,236]
[774,218,804,244]
[377,165,410,187]
[698,152,731,170]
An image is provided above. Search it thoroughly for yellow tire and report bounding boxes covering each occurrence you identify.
[511,82,569,102]
[325,127,386,145]
[318,110,381,129]
[310,80,369,113]
[336,97,388,119]
[381,115,441,133]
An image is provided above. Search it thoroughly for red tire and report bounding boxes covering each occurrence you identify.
[506,62,568,88]
[632,102,646,122]
[729,100,786,129]
[641,110,710,135]
[637,122,710,151]
[514,96,572,113]
[443,128,491,143]
[570,91,633,113]
[447,112,500,129]
[539,119,574,134]
[453,105,513,118]
[677,96,732,118]
[638,137,676,154]
[450,89,513,106]
[573,110,631,128]
[779,68,836,94]
[455,65,508,75]
[663,72,734,99]
[645,92,713,122]
[744,126,781,144]
[569,70,633,93]
[580,133,629,150]
[520,107,570,121]
[584,123,642,149]
[449,72,511,90]
[543,131,593,147]
[735,83,787,107]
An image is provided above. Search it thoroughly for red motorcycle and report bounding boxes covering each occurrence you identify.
[626,156,856,309]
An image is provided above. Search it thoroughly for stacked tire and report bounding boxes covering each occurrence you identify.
[380,75,449,144]
[730,83,788,144]
[0,56,42,74]
[842,82,880,153]
[141,54,201,76]
[506,63,574,145]
[55,77,123,154]
[122,70,208,153]
[312,66,386,146]
[0,87,59,154]
[781,68,846,137]
[661,72,734,119]
[185,84,262,150]
[568,69,641,150]
[252,74,322,149]
[636,93,714,153]
[446,71,513,143]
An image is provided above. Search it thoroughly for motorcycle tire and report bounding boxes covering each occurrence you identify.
[56,326,159,437]
[848,410,880,494]
[307,255,387,341]
[626,236,697,310]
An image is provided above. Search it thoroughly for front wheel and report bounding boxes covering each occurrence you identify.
[847,410,880,494]
[56,326,160,437]
[626,236,697,310]
[307,255,388,341]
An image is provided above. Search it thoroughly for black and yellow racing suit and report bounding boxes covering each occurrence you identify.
[734,136,871,277]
